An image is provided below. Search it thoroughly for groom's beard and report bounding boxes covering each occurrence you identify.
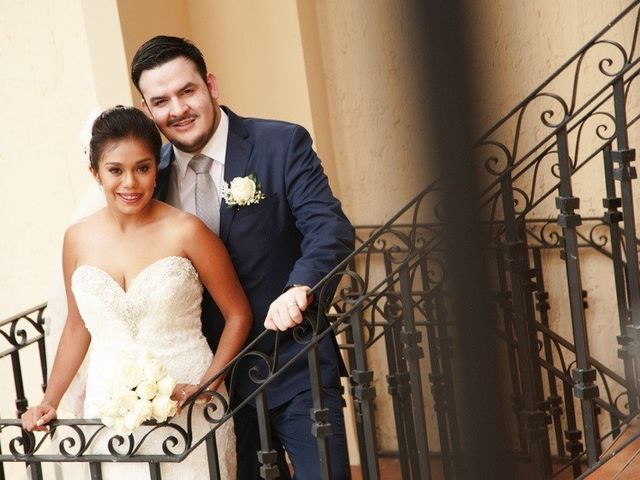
[166,113,216,154]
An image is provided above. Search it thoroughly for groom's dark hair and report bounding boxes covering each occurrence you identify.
[131,36,208,93]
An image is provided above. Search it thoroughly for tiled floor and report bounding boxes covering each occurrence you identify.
[349,456,578,480]
[350,457,405,479]
[579,417,640,479]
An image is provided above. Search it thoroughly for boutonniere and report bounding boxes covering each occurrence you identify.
[222,173,266,207]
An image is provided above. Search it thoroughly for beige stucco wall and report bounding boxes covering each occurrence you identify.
[117,0,192,104]
[469,0,632,132]
[0,0,130,320]
[312,1,430,224]
[0,2,129,477]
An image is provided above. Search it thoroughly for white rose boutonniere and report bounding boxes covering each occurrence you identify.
[99,350,178,436]
[222,173,265,207]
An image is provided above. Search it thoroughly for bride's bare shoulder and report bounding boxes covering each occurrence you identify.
[63,209,108,246]
[154,201,203,229]
[153,200,185,218]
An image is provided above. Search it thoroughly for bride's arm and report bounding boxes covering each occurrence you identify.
[182,217,252,398]
[22,227,91,431]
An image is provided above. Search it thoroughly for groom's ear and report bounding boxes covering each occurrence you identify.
[206,73,219,99]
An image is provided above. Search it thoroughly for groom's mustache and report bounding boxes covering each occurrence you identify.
[168,114,198,127]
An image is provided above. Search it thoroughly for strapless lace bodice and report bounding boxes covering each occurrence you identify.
[71,256,235,479]
[72,255,202,341]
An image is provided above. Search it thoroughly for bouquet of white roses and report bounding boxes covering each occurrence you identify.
[98,350,178,436]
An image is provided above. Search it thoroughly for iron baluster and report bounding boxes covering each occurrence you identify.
[36,308,47,394]
[205,431,221,480]
[500,172,551,478]
[307,338,333,480]
[344,260,372,476]
[517,220,554,473]
[382,252,416,480]
[531,248,566,458]
[433,287,461,477]
[555,123,600,465]
[433,290,462,478]
[611,76,640,420]
[385,325,416,480]
[27,464,43,480]
[495,248,528,456]
[397,262,430,480]
[349,302,380,480]
[562,377,584,478]
[11,350,28,418]
[89,462,103,480]
[255,390,279,479]
[417,254,456,479]
[148,462,161,480]
[601,143,637,418]
[13,349,43,480]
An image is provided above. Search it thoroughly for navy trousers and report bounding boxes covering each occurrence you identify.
[233,387,349,480]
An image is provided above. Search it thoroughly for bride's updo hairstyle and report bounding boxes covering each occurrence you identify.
[89,105,162,171]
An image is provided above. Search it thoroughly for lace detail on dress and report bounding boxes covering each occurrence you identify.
[70,256,236,480]
[72,256,201,340]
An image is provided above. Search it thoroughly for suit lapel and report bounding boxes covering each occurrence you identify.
[165,163,182,208]
[220,107,253,243]
[153,144,174,201]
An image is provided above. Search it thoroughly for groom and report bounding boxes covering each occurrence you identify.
[131,36,353,479]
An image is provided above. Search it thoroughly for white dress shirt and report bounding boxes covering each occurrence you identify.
[172,110,229,224]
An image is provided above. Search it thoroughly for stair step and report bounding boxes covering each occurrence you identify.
[583,417,640,478]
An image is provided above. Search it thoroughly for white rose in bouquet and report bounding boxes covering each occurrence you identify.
[156,375,176,396]
[123,410,140,433]
[136,380,158,401]
[142,359,166,382]
[133,398,153,420]
[116,389,139,413]
[101,415,116,428]
[121,363,145,389]
[99,398,119,427]
[152,394,177,422]
[113,417,131,437]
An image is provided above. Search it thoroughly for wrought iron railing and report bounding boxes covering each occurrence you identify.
[0,186,434,480]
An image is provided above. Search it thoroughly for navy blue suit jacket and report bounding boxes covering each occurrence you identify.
[154,107,354,407]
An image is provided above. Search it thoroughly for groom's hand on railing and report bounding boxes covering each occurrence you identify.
[264,285,313,331]
[21,404,57,432]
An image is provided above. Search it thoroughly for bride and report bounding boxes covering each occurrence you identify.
[21,106,251,479]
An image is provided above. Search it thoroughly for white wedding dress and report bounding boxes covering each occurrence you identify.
[71,255,236,479]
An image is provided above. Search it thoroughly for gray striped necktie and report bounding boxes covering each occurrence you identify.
[188,154,220,233]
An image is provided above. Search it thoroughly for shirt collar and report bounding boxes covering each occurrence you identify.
[173,109,229,178]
